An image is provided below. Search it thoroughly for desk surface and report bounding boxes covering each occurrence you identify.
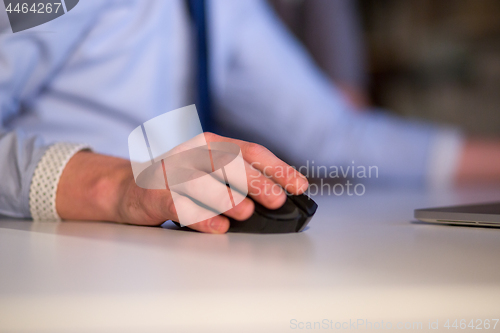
[1,187,500,333]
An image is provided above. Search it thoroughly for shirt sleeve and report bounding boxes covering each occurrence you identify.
[211,0,464,185]
[0,131,90,219]
[0,0,103,218]
[0,130,47,218]
[301,0,368,89]
[29,143,91,221]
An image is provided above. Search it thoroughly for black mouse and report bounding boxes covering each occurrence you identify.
[173,194,317,233]
[228,193,318,233]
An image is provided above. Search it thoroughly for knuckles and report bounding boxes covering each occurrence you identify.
[244,142,269,158]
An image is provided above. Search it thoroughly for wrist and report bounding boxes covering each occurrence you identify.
[56,151,133,222]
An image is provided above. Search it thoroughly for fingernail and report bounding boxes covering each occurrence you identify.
[210,217,225,233]
[298,178,309,192]
[290,174,308,193]
[298,173,308,183]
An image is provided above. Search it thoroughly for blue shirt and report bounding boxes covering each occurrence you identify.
[0,0,462,218]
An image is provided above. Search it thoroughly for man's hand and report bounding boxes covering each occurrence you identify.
[56,133,309,233]
[456,138,500,184]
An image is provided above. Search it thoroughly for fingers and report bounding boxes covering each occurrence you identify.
[187,215,230,234]
[171,169,255,221]
[244,162,287,209]
[148,189,231,233]
[136,133,310,233]
[202,145,285,209]
[170,194,231,234]
[243,144,308,194]
[204,133,309,195]
[198,145,287,209]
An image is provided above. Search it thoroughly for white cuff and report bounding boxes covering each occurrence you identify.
[426,129,464,188]
[29,143,91,221]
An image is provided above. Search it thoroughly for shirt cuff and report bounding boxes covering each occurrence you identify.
[29,143,91,221]
[426,128,464,188]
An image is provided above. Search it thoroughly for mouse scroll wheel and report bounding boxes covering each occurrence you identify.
[253,197,300,221]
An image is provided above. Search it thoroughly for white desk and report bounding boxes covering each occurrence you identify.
[1,187,500,333]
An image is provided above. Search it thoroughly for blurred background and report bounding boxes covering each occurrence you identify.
[269,0,500,136]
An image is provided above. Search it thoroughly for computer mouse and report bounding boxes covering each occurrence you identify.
[173,194,317,233]
[227,193,318,233]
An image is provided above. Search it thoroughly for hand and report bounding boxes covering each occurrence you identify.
[456,138,500,184]
[56,133,309,233]
[337,83,370,111]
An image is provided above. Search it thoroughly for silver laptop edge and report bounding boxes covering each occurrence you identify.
[415,203,500,227]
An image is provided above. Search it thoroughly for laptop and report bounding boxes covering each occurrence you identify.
[414,202,500,227]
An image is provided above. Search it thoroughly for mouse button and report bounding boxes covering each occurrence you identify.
[260,218,300,233]
[228,214,268,233]
[289,194,317,217]
[253,198,300,220]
